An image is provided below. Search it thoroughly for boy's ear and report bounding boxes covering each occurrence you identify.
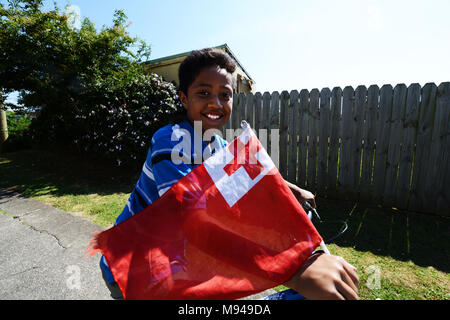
[179,91,188,110]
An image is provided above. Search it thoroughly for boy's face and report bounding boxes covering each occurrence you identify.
[179,65,233,134]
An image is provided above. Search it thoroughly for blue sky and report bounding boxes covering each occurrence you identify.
[15,0,450,95]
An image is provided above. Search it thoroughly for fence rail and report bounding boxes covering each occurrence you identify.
[223,82,450,216]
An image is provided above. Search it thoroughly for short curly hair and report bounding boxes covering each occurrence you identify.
[178,47,237,95]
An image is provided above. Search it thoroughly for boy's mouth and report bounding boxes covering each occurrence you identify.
[202,112,223,121]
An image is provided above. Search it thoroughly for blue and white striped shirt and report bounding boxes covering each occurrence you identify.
[100,120,228,284]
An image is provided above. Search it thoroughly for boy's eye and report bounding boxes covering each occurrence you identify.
[222,92,232,99]
[198,90,209,96]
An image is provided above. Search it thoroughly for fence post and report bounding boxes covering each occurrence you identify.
[0,93,8,153]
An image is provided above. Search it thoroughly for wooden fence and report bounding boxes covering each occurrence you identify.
[222,82,450,216]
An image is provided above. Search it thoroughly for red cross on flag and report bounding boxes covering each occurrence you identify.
[88,121,323,300]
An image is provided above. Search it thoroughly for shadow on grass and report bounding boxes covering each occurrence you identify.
[314,197,450,273]
[0,148,140,199]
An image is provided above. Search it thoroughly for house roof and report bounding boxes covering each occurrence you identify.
[144,44,254,82]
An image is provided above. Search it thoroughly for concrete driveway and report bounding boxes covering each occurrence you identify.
[0,188,111,300]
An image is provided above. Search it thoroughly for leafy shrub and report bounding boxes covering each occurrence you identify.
[2,111,32,152]
[29,72,184,166]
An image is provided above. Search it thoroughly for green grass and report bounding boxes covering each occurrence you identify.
[0,147,139,227]
[1,148,449,300]
[273,199,450,300]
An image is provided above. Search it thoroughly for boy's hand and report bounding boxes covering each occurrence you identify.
[285,180,316,208]
[284,253,359,300]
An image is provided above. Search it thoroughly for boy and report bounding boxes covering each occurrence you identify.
[100,47,359,300]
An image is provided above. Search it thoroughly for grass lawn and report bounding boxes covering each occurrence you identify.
[0,147,139,227]
[1,148,449,300]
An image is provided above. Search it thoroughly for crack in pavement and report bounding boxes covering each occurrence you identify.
[11,212,69,250]
[0,266,40,281]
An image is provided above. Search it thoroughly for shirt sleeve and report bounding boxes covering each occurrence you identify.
[150,125,194,197]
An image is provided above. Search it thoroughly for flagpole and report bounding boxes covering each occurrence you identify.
[302,200,331,255]
[319,241,331,255]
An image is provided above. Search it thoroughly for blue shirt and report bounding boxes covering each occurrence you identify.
[100,120,228,284]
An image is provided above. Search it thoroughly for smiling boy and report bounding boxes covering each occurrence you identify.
[100,47,359,300]
[179,64,233,133]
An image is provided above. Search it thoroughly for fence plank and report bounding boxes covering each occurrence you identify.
[254,92,262,134]
[317,88,331,196]
[224,96,232,137]
[279,91,290,178]
[360,85,379,202]
[246,93,254,127]
[383,84,407,207]
[431,82,450,215]
[338,86,355,198]
[396,83,421,209]
[270,91,280,168]
[260,92,271,153]
[441,158,450,215]
[349,86,366,197]
[288,90,299,183]
[297,89,309,188]
[327,87,342,197]
[262,92,271,130]
[408,83,438,212]
[239,93,246,127]
[307,89,320,192]
[373,85,393,204]
[231,91,240,132]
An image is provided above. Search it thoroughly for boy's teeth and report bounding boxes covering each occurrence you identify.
[206,114,220,120]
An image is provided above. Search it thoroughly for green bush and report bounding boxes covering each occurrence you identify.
[2,111,32,152]
[29,72,184,167]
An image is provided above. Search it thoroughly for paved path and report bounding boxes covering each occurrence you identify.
[0,188,275,300]
[0,188,111,300]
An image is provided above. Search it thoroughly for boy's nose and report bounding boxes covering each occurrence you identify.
[207,95,222,108]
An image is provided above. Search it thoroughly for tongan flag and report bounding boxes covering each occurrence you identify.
[88,122,322,300]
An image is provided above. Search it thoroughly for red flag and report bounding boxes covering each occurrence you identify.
[88,123,322,300]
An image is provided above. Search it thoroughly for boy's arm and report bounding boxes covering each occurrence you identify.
[284,180,316,208]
